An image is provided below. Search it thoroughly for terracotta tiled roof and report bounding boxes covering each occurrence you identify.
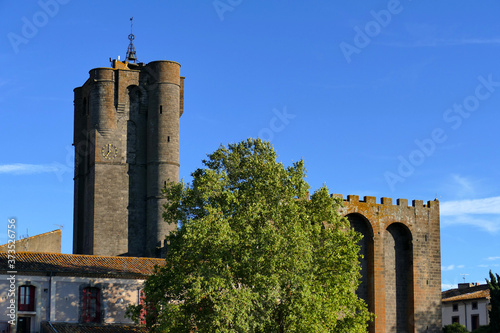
[442,284,490,303]
[442,288,490,302]
[41,322,147,333]
[0,252,165,279]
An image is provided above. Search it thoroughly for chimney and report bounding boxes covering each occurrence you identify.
[458,283,473,289]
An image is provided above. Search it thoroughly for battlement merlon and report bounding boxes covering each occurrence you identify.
[85,59,181,79]
[331,194,439,209]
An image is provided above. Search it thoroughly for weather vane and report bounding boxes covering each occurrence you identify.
[126,17,137,63]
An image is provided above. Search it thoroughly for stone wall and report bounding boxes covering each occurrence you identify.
[0,229,61,253]
[73,60,184,257]
[0,274,144,327]
[336,194,442,333]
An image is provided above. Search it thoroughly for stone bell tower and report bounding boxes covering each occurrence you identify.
[73,21,184,257]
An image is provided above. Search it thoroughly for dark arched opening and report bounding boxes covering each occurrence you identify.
[385,222,414,333]
[127,85,147,256]
[347,213,375,329]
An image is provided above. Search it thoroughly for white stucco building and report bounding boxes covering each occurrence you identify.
[0,252,164,332]
[442,283,491,332]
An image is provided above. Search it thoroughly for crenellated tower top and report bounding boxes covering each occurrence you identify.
[331,194,439,209]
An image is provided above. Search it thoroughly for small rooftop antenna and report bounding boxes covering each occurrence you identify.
[460,273,469,283]
[126,17,138,63]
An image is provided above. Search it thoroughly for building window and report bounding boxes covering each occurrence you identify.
[17,316,31,333]
[472,301,478,310]
[471,314,480,331]
[82,287,101,323]
[83,97,88,116]
[18,285,35,312]
[452,316,460,324]
[452,303,459,312]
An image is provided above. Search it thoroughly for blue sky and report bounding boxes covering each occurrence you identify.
[1,1,499,290]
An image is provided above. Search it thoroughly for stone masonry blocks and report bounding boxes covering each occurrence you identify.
[73,59,184,258]
[337,194,441,333]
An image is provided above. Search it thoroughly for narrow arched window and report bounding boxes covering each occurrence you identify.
[83,97,88,116]
[18,285,35,311]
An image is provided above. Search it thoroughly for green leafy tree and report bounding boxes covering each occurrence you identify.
[487,270,500,332]
[443,322,468,333]
[128,138,372,332]
[472,325,491,333]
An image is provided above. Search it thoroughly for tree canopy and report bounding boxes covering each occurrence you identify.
[486,270,500,333]
[443,322,469,333]
[128,138,371,332]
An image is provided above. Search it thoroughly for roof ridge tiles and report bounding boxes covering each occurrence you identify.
[0,251,165,277]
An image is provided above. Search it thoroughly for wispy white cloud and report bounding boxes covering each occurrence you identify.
[457,265,465,269]
[0,163,73,182]
[438,174,479,200]
[441,197,500,215]
[441,215,500,233]
[446,38,500,45]
[441,196,500,233]
[451,174,475,197]
[442,264,455,272]
[379,38,500,48]
[487,256,500,261]
[0,163,59,175]
[442,283,457,291]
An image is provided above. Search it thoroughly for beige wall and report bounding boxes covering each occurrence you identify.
[0,276,49,332]
[0,274,145,332]
[0,230,61,253]
[442,299,490,331]
[51,277,143,323]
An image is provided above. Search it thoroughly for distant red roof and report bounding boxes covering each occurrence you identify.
[0,252,165,279]
[442,284,490,303]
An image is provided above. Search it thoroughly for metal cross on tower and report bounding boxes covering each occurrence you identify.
[126,17,138,63]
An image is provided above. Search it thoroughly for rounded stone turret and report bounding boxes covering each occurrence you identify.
[89,68,116,135]
[145,60,182,256]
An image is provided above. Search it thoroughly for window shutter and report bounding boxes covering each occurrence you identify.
[29,286,35,309]
[82,287,101,323]
[95,288,101,321]
[82,287,89,322]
